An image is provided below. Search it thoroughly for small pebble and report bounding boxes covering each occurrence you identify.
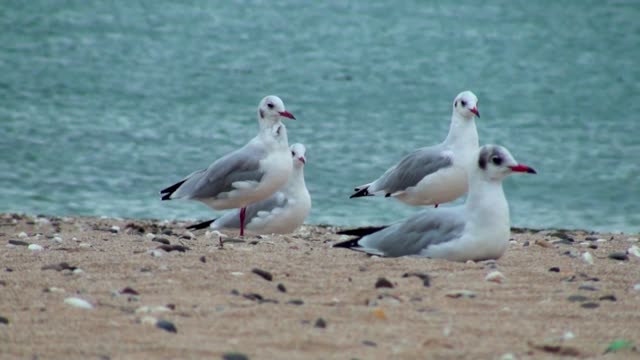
[485,271,505,284]
[72,268,84,274]
[446,290,476,299]
[608,252,628,261]
[64,297,94,310]
[8,240,29,246]
[535,239,552,248]
[523,240,530,247]
[596,238,607,243]
[627,245,640,258]
[314,318,327,328]
[362,340,377,347]
[567,295,589,302]
[149,249,164,257]
[579,241,591,247]
[581,252,594,265]
[578,285,598,291]
[120,287,140,296]
[252,268,273,281]
[625,237,639,242]
[402,272,430,287]
[44,287,65,293]
[287,299,304,306]
[230,272,244,276]
[548,267,560,272]
[156,244,189,252]
[53,236,63,243]
[152,238,170,245]
[18,232,28,238]
[277,283,287,293]
[230,289,240,296]
[141,315,157,326]
[79,243,91,248]
[585,236,597,241]
[222,353,249,360]
[500,353,516,360]
[200,256,206,263]
[563,331,576,340]
[580,302,599,309]
[0,316,9,325]
[633,284,640,291]
[156,319,177,333]
[145,233,156,239]
[599,294,617,302]
[375,277,394,289]
[28,244,44,251]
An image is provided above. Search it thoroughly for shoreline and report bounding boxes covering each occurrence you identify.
[1,213,639,359]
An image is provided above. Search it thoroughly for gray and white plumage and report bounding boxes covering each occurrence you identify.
[336,145,537,262]
[161,95,295,210]
[188,143,311,234]
[350,91,480,206]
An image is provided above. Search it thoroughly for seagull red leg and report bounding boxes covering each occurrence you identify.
[239,207,246,237]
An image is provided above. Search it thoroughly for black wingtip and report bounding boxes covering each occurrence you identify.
[186,219,216,231]
[336,226,387,237]
[349,187,370,199]
[160,179,187,201]
[333,238,362,249]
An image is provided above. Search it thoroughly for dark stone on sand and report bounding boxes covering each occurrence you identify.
[585,236,598,241]
[252,268,273,281]
[157,244,189,252]
[548,267,560,272]
[0,316,8,325]
[8,239,29,246]
[362,340,377,347]
[567,295,589,302]
[120,287,139,296]
[578,285,598,291]
[41,262,76,271]
[314,318,327,328]
[523,240,530,247]
[5,268,13,272]
[375,277,394,289]
[581,302,599,309]
[230,289,239,296]
[402,272,431,287]
[200,256,206,263]
[608,252,628,261]
[222,353,249,360]
[156,319,177,333]
[589,244,598,249]
[243,293,263,301]
[549,232,574,242]
[152,237,170,245]
[277,283,287,293]
[599,295,617,302]
[287,299,304,306]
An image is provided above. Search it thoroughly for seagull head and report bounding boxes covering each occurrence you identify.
[477,145,536,181]
[258,95,295,122]
[453,91,480,119]
[290,143,306,167]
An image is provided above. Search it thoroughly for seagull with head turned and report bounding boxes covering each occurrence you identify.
[350,91,480,207]
[160,95,296,236]
[187,143,311,235]
[336,145,536,262]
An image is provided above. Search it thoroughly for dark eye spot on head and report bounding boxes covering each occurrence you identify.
[454,100,458,107]
[291,151,295,156]
[461,100,467,107]
[478,147,490,170]
[267,103,274,109]
[259,109,264,118]
[491,155,502,166]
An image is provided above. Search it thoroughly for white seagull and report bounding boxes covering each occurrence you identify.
[335,145,536,262]
[350,91,480,207]
[160,95,296,236]
[187,143,311,235]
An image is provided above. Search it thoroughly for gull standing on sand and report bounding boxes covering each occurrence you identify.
[160,95,296,236]
[350,91,480,207]
[335,145,536,261]
[187,143,311,235]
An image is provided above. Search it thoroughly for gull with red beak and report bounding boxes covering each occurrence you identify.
[187,143,311,235]
[336,145,536,261]
[350,90,480,207]
[161,95,296,236]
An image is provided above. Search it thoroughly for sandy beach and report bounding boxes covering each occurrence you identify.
[1,213,639,359]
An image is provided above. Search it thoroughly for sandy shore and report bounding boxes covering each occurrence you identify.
[0,213,639,359]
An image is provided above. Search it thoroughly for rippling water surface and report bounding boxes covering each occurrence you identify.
[1,1,638,232]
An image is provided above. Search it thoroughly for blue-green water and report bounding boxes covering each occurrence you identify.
[1,1,638,233]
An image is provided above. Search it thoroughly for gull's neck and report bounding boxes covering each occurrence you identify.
[283,166,307,196]
[257,118,288,148]
[464,173,510,233]
[443,113,479,149]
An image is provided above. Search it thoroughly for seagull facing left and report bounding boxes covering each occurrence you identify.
[335,145,536,262]
[160,95,296,236]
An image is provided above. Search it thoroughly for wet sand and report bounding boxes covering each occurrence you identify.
[1,213,639,359]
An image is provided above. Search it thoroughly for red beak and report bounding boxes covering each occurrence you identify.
[298,156,306,164]
[509,164,537,174]
[470,107,480,118]
[278,111,296,120]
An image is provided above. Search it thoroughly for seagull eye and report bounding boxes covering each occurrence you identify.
[291,151,295,156]
[491,156,502,166]
[461,100,467,107]
[267,103,274,109]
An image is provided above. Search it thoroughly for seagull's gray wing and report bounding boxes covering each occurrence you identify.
[357,207,466,257]
[170,142,267,201]
[214,192,288,228]
[372,146,453,195]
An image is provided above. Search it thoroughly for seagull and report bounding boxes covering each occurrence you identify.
[335,145,536,262]
[186,143,311,235]
[350,91,480,207]
[160,95,296,236]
